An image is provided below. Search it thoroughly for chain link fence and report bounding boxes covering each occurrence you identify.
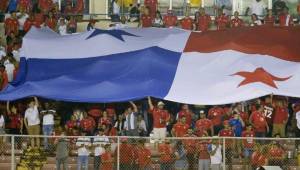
[0,135,299,170]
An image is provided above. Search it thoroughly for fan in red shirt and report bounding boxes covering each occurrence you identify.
[250,104,269,137]
[183,129,197,170]
[197,8,211,31]
[6,101,23,134]
[0,65,8,91]
[73,0,84,14]
[65,116,78,134]
[268,141,285,167]
[158,140,173,167]
[180,12,193,30]
[24,14,35,33]
[99,111,112,127]
[264,9,275,26]
[140,7,153,28]
[34,11,44,27]
[115,138,134,168]
[219,120,234,164]
[101,145,114,170]
[251,146,268,168]
[230,11,244,28]
[144,0,157,19]
[0,0,8,12]
[208,106,224,135]
[88,107,102,120]
[163,10,178,28]
[278,7,294,27]
[136,140,152,169]
[172,116,189,137]
[242,125,255,159]
[39,0,53,13]
[148,97,170,144]
[272,100,289,137]
[215,8,229,30]
[18,0,30,12]
[45,12,57,31]
[195,110,214,136]
[4,12,19,36]
[80,115,96,134]
[196,137,210,167]
[177,104,193,126]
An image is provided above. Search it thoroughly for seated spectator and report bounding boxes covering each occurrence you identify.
[250,104,269,137]
[176,104,193,126]
[195,110,214,136]
[174,141,188,170]
[172,116,189,137]
[273,100,288,137]
[215,8,229,30]
[136,139,152,170]
[67,16,77,33]
[55,131,69,170]
[76,132,91,170]
[45,12,57,31]
[268,135,285,167]
[137,114,147,136]
[197,7,211,32]
[158,139,174,170]
[5,12,19,36]
[180,11,193,30]
[298,2,300,24]
[63,3,73,16]
[273,0,287,16]
[58,18,67,35]
[18,0,31,13]
[24,14,35,33]
[278,7,294,27]
[251,146,268,169]
[230,11,244,28]
[99,111,112,127]
[153,11,163,28]
[80,112,96,135]
[140,7,152,28]
[264,9,275,26]
[101,144,114,170]
[163,10,178,28]
[250,13,262,26]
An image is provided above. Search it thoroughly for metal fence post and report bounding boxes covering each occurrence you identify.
[223,137,226,170]
[117,136,120,170]
[11,135,15,170]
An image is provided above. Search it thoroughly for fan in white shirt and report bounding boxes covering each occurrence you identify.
[58,18,68,35]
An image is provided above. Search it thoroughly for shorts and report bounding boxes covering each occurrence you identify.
[28,124,40,135]
[153,128,166,142]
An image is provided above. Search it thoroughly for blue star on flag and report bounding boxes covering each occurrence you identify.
[86,29,139,41]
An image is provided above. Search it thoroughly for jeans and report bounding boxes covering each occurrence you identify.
[94,156,101,170]
[77,156,89,170]
[56,157,68,170]
[43,124,53,150]
[244,148,253,158]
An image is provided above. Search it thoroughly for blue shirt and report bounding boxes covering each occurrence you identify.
[229,118,242,137]
[8,0,18,13]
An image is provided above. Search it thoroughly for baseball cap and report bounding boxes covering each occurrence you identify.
[157,101,165,106]
[199,110,205,114]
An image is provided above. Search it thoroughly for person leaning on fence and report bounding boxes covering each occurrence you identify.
[101,144,114,170]
[76,132,91,170]
[159,139,174,170]
[55,131,69,170]
[116,137,134,170]
[24,97,40,148]
[136,139,152,170]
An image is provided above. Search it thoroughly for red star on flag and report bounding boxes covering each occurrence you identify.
[232,67,292,88]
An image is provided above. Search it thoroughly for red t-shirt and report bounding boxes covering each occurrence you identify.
[73,0,84,13]
[101,152,113,170]
[18,0,30,10]
[0,0,8,12]
[219,129,234,147]
[230,18,244,27]
[149,108,170,128]
[119,143,134,164]
[88,108,102,118]
[39,0,53,12]
[172,122,189,137]
[273,106,288,124]
[195,118,212,136]
[34,13,44,27]
[99,117,112,126]
[80,117,96,132]
[215,14,228,30]
[5,18,19,35]
[183,134,197,154]
[1,71,8,90]
[241,130,255,148]
[141,14,152,28]
[251,151,267,167]
[177,110,193,125]
[197,15,211,31]
[208,107,224,126]
[144,0,157,18]
[250,111,267,132]
[279,14,293,27]
[163,15,177,28]
[197,140,210,159]
[45,17,57,30]
[264,16,275,26]
[137,147,152,168]
[158,144,173,163]
[8,114,22,129]
[66,120,77,129]
[181,17,193,30]
[24,19,34,32]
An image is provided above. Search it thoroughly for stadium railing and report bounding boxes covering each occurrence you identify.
[0,135,298,170]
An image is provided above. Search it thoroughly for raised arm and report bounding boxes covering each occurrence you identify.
[6,101,11,115]
[147,96,154,110]
[34,97,39,107]
[129,101,138,113]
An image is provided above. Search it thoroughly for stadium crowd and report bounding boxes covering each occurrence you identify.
[0,0,300,170]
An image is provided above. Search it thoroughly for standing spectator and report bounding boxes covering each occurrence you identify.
[230,11,244,28]
[242,125,255,160]
[40,102,55,151]
[209,139,222,170]
[24,14,35,33]
[111,0,120,22]
[87,19,96,31]
[67,16,77,33]
[7,0,18,13]
[34,9,44,28]
[183,129,197,170]
[0,0,8,13]
[114,114,125,136]
[0,111,5,153]
[208,106,224,135]
[73,0,84,14]
[140,7,152,28]
[229,112,245,137]
[18,0,31,12]
[273,100,289,137]
[268,138,285,167]
[172,116,189,137]
[99,111,112,127]
[251,146,268,168]
[58,18,67,35]
[93,130,108,170]
[152,11,163,27]
[76,132,91,170]
[197,8,211,32]
[4,56,16,83]
[298,1,300,23]
[158,139,174,170]
[24,97,40,148]
[163,10,178,28]
[263,96,275,137]
[177,104,194,126]
[174,141,188,170]
[117,138,134,170]
[196,134,211,170]
[17,9,29,36]
[6,101,23,135]
[0,64,8,90]
[45,12,57,31]
[215,8,229,30]
[38,0,53,14]
[278,7,294,27]
[245,0,267,19]
[136,139,152,170]
[124,101,139,136]
[5,12,19,36]
[215,0,232,16]
[80,112,96,135]
[264,9,275,26]
[195,111,214,136]
[55,131,69,170]
[101,144,113,170]
[249,104,269,137]
[273,0,287,16]
[219,121,234,166]
[294,103,300,139]
[137,115,147,136]
[180,11,194,30]
[144,0,157,18]
[148,97,170,145]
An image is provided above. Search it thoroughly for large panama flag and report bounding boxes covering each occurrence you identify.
[0,26,299,105]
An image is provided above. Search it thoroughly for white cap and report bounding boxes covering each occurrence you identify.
[157,101,165,106]
[199,110,205,114]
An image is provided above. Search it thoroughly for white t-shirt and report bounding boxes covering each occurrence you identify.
[250,0,266,17]
[24,106,40,126]
[210,144,222,164]
[76,137,91,156]
[58,25,67,35]
[113,2,120,15]
[0,115,5,128]
[4,62,15,82]
[93,135,109,145]
[295,111,300,129]
[17,13,29,30]
[43,113,54,125]
[94,146,105,156]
